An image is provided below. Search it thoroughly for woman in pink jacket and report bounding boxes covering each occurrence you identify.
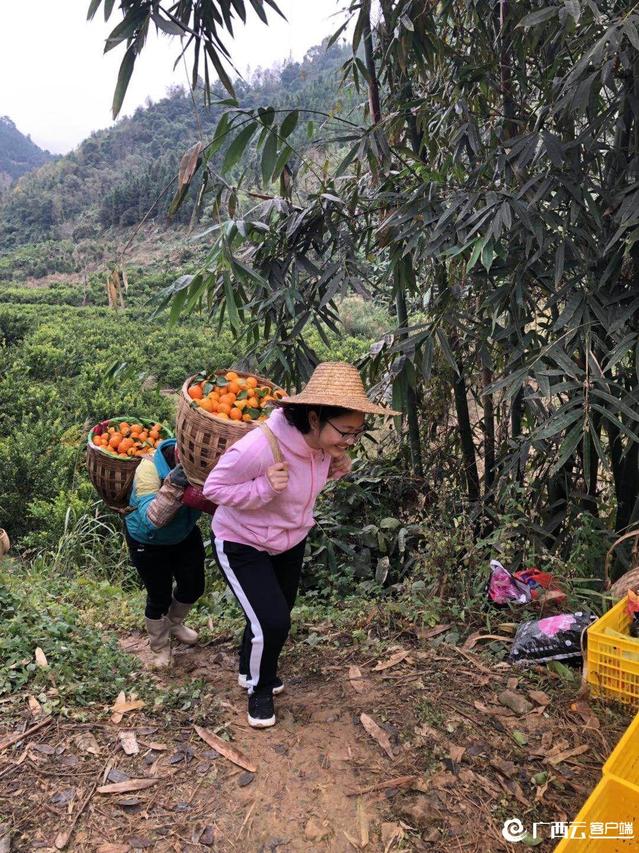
[203,362,398,728]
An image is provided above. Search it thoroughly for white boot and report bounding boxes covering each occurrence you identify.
[145,616,171,669]
[167,597,198,645]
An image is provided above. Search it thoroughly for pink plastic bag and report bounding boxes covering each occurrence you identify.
[487,559,532,606]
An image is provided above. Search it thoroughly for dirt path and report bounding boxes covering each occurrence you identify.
[1,630,632,852]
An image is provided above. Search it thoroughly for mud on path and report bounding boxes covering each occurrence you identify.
[0,628,631,853]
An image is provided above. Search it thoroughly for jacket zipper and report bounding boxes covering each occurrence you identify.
[301,454,316,525]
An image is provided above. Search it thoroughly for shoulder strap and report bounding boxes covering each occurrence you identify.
[259,423,283,464]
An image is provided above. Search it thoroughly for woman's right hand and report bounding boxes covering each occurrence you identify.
[266,462,289,492]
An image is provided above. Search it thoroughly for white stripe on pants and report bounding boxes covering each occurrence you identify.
[214,537,263,690]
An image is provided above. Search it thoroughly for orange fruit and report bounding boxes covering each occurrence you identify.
[229,408,243,420]
[220,392,236,405]
[109,434,123,449]
[188,384,203,400]
[199,398,215,413]
[119,438,133,452]
[235,399,248,410]
[246,376,258,389]
[217,403,231,415]
[208,391,221,402]
[242,413,253,422]
[149,428,160,439]
[228,380,241,395]
[225,371,239,381]
[119,422,130,435]
[247,397,259,409]
[127,446,137,457]
[262,395,275,405]
[216,412,229,420]
[131,424,143,432]
[139,430,148,440]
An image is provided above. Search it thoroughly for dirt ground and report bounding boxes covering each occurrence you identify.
[0,626,631,853]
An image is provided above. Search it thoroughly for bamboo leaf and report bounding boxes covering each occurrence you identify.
[222,122,258,173]
[280,110,299,138]
[112,45,136,119]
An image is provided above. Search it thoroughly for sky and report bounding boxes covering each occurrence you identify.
[0,0,349,155]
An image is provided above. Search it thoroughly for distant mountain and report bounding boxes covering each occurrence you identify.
[0,40,357,252]
[0,117,53,189]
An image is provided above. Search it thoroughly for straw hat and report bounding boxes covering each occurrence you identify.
[280,362,400,416]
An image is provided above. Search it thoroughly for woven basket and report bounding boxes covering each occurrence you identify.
[176,371,281,486]
[86,417,173,512]
[0,528,10,557]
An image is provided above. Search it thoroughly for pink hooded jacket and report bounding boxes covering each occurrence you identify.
[202,407,339,554]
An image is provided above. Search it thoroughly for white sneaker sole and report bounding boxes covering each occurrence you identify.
[248,713,276,728]
[238,674,284,695]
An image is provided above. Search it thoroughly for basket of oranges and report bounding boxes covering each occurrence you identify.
[176,370,286,486]
[87,417,173,511]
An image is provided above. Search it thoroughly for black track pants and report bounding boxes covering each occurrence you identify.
[213,537,306,692]
[126,526,206,619]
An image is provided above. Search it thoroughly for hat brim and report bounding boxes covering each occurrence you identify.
[277,394,400,417]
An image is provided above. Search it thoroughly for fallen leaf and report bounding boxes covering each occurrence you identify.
[27,695,42,716]
[463,633,513,650]
[381,822,404,852]
[343,830,361,850]
[415,624,451,640]
[97,779,158,795]
[148,742,168,751]
[449,744,465,764]
[50,788,75,806]
[491,758,517,778]
[360,713,394,760]
[358,799,370,847]
[373,650,410,671]
[512,731,528,747]
[96,845,129,853]
[348,665,365,693]
[54,831,69,850]
[73,732,100,756]
[529,690,551,707]
[111,699,145,715]
[194,725,256,772]
[238,771,255,787]
[107,768,129,784]
[546,744,589,766]
[498,689,533,716]
[119,731,139,756]
[200,826,215,846]
[127,837,152,849]
[35,648,48,669]
[116,797,145,808]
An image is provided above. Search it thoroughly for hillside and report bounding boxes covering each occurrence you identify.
[0,116,53,191]
[0,40,356,255]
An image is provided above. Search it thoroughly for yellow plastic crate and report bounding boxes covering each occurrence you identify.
[554,776,639,851]
[604,711,639,786]
[588,597,639,706]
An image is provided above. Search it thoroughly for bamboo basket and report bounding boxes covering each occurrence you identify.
[176,371,281,487]
[0,528,10,557]
[86,417,173,512]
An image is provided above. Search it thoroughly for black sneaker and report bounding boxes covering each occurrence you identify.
[248,690,276,728]
[238,673,284,695]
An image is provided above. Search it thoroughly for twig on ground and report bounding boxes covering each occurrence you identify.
[0,717,53,752]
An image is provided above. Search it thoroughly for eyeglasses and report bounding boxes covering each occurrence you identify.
[325,419,368,442]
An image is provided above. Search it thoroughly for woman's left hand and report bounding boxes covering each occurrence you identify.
[328,453,352,478]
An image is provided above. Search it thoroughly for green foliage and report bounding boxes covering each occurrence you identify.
[0,565,141,707]
[0,116,53,183]
[0,39,354,251]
